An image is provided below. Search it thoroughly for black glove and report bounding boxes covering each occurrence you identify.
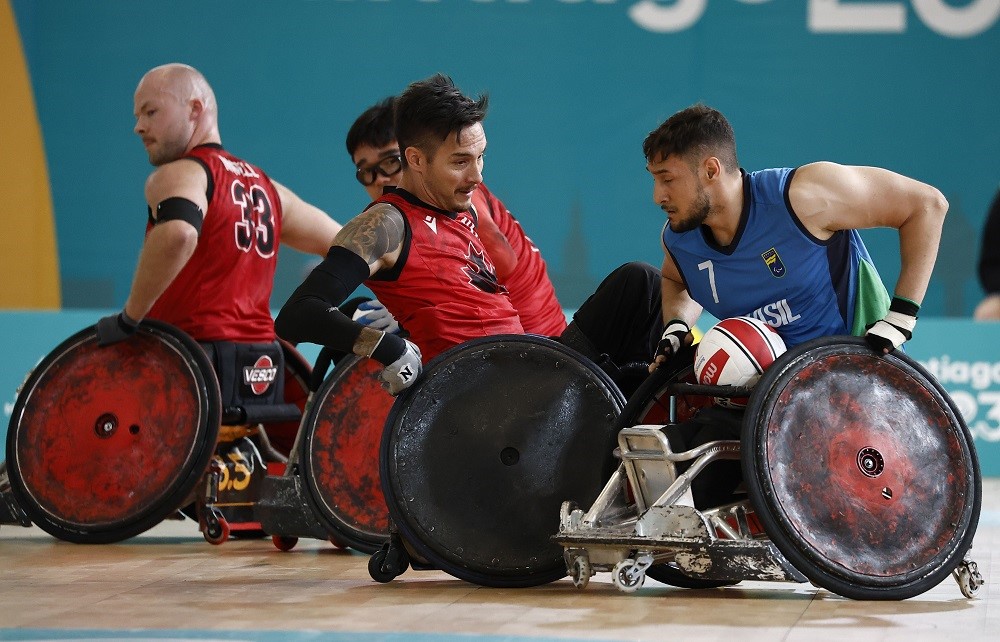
[865,297,918,355]
[650,319,691,372]
[96,311,140,346]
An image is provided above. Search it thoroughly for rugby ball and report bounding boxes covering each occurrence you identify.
[694,316,786,408]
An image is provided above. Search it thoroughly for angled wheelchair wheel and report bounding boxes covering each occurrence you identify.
[614,345,710,429]
[261,340,312,458]
[6,321,222,543]
[300,354,394,554]
[381,335,626,587]
[616,346,737,590]
[742,336,981,600]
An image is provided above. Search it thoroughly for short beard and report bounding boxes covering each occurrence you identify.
[669,188,711,233]
[149,139,188,167]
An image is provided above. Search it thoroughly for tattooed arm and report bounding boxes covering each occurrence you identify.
[333,202,406,272]
[274,204,410,365]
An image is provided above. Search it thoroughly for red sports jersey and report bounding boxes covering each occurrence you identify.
[147,144,281,342]
[472,184,566,336]
[367,189,523,362]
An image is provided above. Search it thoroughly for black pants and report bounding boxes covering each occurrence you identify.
[558,262,664,396]
[665,406,745,510]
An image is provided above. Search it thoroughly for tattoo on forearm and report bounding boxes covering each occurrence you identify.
[354,327,384,358]
[335,203,404,264]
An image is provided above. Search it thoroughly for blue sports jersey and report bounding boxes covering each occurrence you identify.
[662,168,889,347]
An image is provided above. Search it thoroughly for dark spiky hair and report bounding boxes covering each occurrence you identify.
[395,74,488,165]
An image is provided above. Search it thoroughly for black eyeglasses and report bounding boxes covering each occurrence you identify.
[355,154,402,186]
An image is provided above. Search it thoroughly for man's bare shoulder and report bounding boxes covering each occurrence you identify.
[144,158,209,205]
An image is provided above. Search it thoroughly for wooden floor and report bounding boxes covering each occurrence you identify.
[2,481,998,642]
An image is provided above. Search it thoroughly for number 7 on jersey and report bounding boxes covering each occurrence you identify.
[698,260,720,304]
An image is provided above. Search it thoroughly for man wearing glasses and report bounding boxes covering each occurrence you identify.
[345,95,567,337]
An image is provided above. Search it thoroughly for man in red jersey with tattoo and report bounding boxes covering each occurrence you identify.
[345,95,567,337]
[277,74,663,396]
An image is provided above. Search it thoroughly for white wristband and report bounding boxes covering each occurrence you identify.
[884,310,916,332]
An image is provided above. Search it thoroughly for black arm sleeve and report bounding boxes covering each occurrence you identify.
[979,188,1000,293]
[275,246,370,351]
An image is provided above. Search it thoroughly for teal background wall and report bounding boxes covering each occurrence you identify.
[8,0,1000,314]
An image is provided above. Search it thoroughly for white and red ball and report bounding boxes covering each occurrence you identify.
[694,316,787,408]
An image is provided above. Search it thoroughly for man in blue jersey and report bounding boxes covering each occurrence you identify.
[642,104,948,508]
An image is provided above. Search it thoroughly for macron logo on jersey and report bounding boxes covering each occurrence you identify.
[423,215,437,234]
[749,298,801,329]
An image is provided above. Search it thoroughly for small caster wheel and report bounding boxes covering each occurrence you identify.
[954,559,984,598]
[203,512,230,545]
[368,542,409,583]
[612,558,645,593]
[570,555,591,589]
[272,535,298,552]
[328,537,347,550]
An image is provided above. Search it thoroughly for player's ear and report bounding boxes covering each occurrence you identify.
[404,146,423,171]
[188,98,204,123]
[704,156,722,181]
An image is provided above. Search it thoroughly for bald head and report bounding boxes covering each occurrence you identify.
[139,64,217,116]
[133,63,221,165]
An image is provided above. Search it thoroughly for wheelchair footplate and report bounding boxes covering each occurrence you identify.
[256,465,337,552]
[556,499,807,591]
[553,424,807,593]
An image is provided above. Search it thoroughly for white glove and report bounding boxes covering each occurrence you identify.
[353,298,401,334]
[864,297,918,355]
[379,339,422,396]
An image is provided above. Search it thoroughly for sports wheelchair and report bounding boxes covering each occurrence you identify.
[369,335,983,600]
[255,348,394,554]
[1,320,312,544]
[369,334,626,587]
[0,315,410,553]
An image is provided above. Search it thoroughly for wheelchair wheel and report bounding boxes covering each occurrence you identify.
[6,320,222,543]
[616,346,737,590]
[260,340,312,458]
[614,345,710,429]
[381,335,625,587]
[300,354,394,554]
[742,337,981,600]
